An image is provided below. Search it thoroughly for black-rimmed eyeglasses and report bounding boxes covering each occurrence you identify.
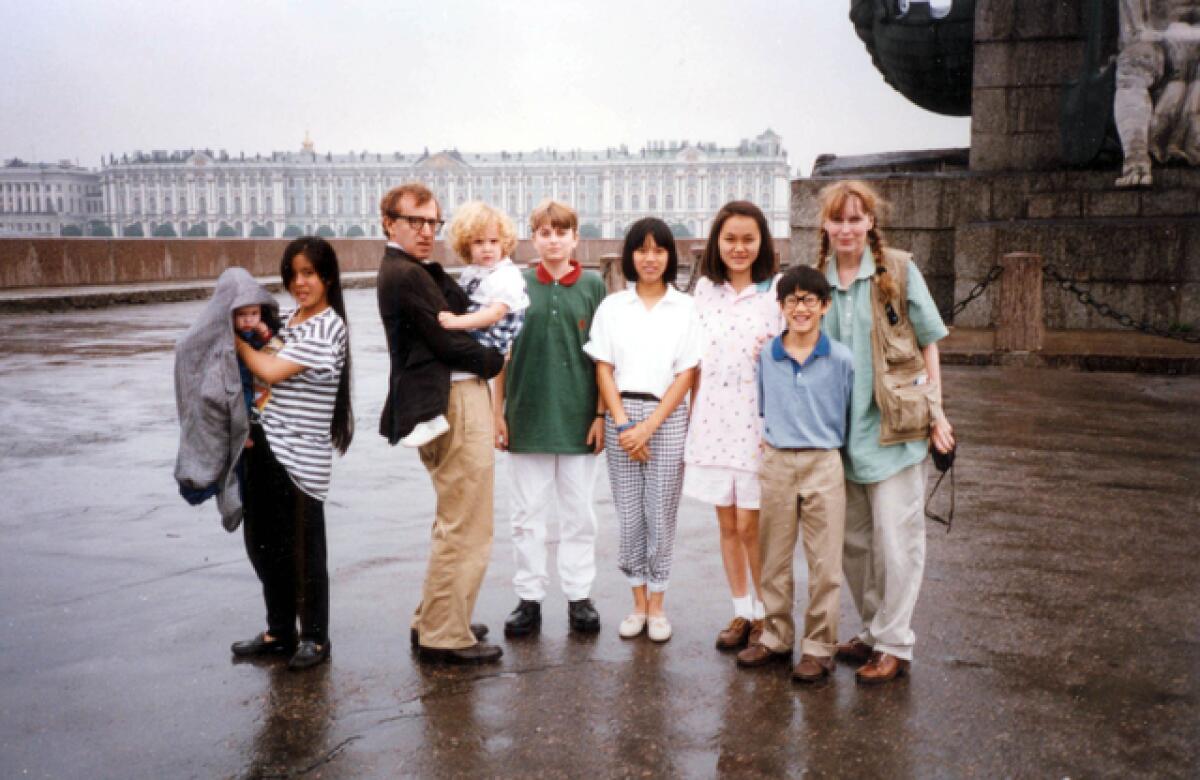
[390,213,445,234]
[782,293,822,310]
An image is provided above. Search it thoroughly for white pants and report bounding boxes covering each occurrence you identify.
[508,453,600,602]
[842,462,926,661]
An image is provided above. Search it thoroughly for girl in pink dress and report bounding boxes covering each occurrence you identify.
[682,201,782,653]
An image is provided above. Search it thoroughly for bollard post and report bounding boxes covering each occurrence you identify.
[600,252,624,293]
[994,252,1044,352]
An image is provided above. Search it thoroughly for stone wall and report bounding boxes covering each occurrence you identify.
[971,1,1085,171]
[952,169,1200,331]
[0,237,789,290]
[791,169,1200,331]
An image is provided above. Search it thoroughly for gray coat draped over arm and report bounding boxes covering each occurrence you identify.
[173,267,278,531]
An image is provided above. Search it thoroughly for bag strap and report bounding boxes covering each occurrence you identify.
[924,461,955,531]
[873,247,912,323]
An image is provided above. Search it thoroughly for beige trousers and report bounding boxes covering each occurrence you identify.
[842,462,926,661]
[412,378,495,649]
[757,446,846,658]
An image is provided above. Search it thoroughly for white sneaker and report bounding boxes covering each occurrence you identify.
[618,613,648,639]
[647,615,672,643]
[401,415,449,448]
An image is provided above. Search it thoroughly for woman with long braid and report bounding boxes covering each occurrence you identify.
[816,180,954,685]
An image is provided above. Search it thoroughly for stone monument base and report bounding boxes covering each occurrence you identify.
[791,165,1199,332]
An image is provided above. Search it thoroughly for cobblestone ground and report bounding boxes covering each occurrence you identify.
[1,289,1197,778]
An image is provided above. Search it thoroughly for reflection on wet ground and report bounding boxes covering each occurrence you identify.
[1,289,1198,777]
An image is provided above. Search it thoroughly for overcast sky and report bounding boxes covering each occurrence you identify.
[0,1,969,176]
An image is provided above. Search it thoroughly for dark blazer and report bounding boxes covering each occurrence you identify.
[376,245,505,444]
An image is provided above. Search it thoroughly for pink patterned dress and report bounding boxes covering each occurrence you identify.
[683,275,782,474]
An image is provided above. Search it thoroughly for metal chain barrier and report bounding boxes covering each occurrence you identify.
[941,264,1003,320]
[1042,264,1200,344]
[939,262,1198,343]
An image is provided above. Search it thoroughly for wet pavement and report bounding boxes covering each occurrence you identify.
[1,289,1198,778]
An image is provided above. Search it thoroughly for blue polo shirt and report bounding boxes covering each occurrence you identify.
[757,331,854,450]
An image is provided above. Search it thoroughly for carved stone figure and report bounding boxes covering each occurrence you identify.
[1114,0,1200,187]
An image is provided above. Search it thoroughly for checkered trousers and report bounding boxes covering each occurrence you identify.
[461,275,525,354]
[604,398,689,592]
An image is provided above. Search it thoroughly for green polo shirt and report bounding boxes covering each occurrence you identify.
[823,248,948,484]
[505,262,608,454]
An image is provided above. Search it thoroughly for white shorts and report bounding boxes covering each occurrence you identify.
[681,464,761,509]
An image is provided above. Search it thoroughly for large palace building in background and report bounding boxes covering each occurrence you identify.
[0,130,790,240]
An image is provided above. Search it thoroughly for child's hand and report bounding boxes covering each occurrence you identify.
[253,321,271,338]
[437,311,460,329]
[619,421,653,456]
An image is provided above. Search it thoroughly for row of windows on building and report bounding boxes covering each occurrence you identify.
[0,197,102,215]
[1,181,96,195]
[108,181,772,219]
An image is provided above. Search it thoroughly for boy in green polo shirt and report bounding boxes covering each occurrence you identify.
[494,200,608,637]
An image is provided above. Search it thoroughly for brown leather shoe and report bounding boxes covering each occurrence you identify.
[748,618,765,646]
[410,623,488,648]
[735,641,792,668]
[417,641,503,665]
[715,617,752,651]
[835,637,873,665]
[791,654,835,683]
[855,651,910,685]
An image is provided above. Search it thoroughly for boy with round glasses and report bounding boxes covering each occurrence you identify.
[735,265,854,683]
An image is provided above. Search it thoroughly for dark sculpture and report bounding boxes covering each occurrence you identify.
[1061,0,1121,167]
[851,0,977,117]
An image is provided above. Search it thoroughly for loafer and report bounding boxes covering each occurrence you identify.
[855,651,910,685]
[618,612,648,639]
[417,641,503,665]
[736,641,792,668]
[715,617,752,651]
[410,623,489,647]
[504,599,542,637]
[792,654,836,683]
[835,637,873,665]
[231,632,296,658]
[647,615,672,643]
[288,639,331,671]
[567,598,601,634]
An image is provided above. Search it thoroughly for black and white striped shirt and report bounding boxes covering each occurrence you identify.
[261,307,347,501]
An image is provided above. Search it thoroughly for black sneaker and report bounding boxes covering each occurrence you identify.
[567,598,601,634]
[504,599,542,637]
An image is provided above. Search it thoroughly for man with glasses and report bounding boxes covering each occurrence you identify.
[377,183,505,664]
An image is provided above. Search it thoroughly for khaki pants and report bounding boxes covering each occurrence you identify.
[413,378,495,649]
[757,446,846,658]
[842,462,926,661]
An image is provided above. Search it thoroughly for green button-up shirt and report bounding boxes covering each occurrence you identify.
[823,248,948,484]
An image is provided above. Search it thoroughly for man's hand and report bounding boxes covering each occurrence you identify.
[494,414,509,451]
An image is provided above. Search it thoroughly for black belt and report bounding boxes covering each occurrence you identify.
[620,392,660,402]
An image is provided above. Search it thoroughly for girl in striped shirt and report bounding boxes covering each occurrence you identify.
[231,236,354,671]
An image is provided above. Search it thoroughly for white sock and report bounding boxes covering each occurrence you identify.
[732,594,754,620]
[752,599,766,620]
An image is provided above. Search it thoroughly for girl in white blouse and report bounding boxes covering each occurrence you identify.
[584,218,701,642]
